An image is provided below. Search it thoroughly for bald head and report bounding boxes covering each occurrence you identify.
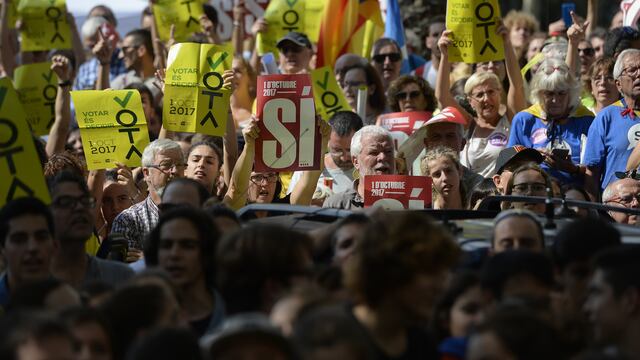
[603,178,640,225]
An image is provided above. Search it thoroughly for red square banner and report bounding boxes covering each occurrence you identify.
[364,175,432,209]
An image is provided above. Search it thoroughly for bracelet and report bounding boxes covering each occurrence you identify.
[58,80,72,88]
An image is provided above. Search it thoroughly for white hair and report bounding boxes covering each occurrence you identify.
[81,16,108,41]
[602,178,639,203]
[350,125,393,157]
[613,48,640,80]
[141,139,183,167]
[529,58,581,114]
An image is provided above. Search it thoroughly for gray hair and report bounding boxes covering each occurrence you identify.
[81,16,108,41]
[350,125,393,157]
[141,139,183,167]
[613,49,640,80]
[602,178,639,203]
[529,58,581,115]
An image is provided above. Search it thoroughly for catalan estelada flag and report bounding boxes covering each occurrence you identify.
[316,0,384,68]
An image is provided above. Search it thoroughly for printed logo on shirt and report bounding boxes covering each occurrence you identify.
[531,127,547,145]
[487,132,507,147]
[627,123,640,150]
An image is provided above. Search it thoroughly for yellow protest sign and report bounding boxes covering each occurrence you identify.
[446,0,504,63]
[14,62,58,136]
[0,77,51,207]
[18,0,72,51]
[7,0,20,29]
[71,90,150,170]
[256,0,325,56]
[311,66,351,121]
[163,42,232,136]
[153,0,204,42]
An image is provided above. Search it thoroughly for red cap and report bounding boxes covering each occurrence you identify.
[424,107,467,126]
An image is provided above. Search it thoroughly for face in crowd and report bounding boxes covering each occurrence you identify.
[247,172,279,204]
[144,147,185,199]
[352,131,395,177]
[372,44,402,88]
[278,40,313,74]
[185,144,221,192]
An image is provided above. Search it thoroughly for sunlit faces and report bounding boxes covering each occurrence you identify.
[328,131,355,170]
[101,181,132,225]
[590,70,618,107]
[509,24,532,49]
[578,41,596,76]
[3,214,56,284]
[591,36,605,59]
[467,81,501,120]
[616,53,640,99]
[527,37,545,62]
[340,67,368,111]
[247,172,278,204]
[605,179,640,225]
[540,89,570,120]
[372,44,402,86]
[427,157,461,198]
[232,57,250,91]
[510,169,547,214]
[492,216,544,253]
[426,22,446,52]
[119,35,142,70]
[424,122,464,152]
[185,145,221,191]
[476,60,506,82]
[144,148,185,197]
[396,82,427,112]
[158,218,205,288]
[352,133,394,177]
[278,41,312,74]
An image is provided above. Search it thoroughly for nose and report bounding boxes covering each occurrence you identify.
[384,55,392,66]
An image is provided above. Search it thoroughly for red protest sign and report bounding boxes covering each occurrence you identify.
[376,111,432,150]
[255,74,319,172]
[364,175,432,209]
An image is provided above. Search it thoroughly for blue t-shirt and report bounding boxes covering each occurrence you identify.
[508,104,594,184]
[582,99,640,191]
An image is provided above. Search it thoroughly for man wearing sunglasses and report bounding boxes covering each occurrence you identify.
[602,178,640,225]
[110,29,158,99]
[276,32,313,74]
[371,38,403,92]
[577,41,595,78]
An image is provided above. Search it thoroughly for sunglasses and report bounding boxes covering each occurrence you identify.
[395,90,421,101]
[578,47,595,56]
[372,53,401,63]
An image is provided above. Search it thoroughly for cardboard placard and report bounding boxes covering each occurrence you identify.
[377,111,433,150]
[364,175,432,209]
[211,0,269,42]
[310,66,351,121]
[255,73,320,172]
[152,0,204,42]
[445,0,504,63]
[18,0,72,51]
[14,62,58,136]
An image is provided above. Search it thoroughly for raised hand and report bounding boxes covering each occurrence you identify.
[222,69,236,92]
[437,30,453,55]
[242,116,260,144]
[51,54,71,82]
[567,11,590,45]
[251,18,268,37]
[93,28,114,65]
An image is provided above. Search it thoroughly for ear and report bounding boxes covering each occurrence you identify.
[492,174,501,188]
[616,78,623,94]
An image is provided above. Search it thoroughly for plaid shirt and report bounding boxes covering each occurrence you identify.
[73,49,127,90]
[111,196,159,250]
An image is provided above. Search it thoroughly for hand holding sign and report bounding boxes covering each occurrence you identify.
[242,116,261,146]
[251,17,268,36]
[566,11,590,45]
[438,30,453,58]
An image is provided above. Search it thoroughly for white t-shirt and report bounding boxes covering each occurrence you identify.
[460,115,510,178]
[287,166,355,196]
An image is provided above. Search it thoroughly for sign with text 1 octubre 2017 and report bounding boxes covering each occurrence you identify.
[364,175,432,210]
[446,0,504,63]
[255,74,320,172]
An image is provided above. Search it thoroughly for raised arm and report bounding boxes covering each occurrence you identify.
[566,11,589,76]
[223,117,259,210]
[45,55,72,157]
[222,69,238,187]
[149,3,166,70]
[290,118,331,205]
[498,20,526,119]
[0,0,15,77]
[249,17,268,74]
[586,0,597,36]
[435,30,474,124]
[67,12,86,67]
[231,0,245,56]
[93,28,114,90]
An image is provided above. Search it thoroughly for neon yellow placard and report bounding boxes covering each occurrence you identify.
[153,0,204,42]
[14,62,58,136]
[163,42,232,136]
[256,0,324,56]
[18,0,72,51]
[71,90,150,171]
[310,66,351,121]
[0,77,51,207]
[446,0,504,63]
[7,0,20,29]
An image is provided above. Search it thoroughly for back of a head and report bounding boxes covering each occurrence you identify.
[125,327,202,360]
[216,223,313,315]
[0,311,76,360]
[0,197,53,247]
[161,177,211,207]
[604,27,640,58]
[329,111,364,137]
[481,250,554,301]
[552,218,621,271]
[594,245,640,295]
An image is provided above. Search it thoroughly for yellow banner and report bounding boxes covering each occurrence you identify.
[14,62,58,136]
[445,0,504,63]
[153,0,204,42]
[256,0,324,56]
[311,66,351,121]
[18,0,72,51]
[7,0,20,29]
[71,90,150,170]
[163,42,232,136]
[0,77,51,207]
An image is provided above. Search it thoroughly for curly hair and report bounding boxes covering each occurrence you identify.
[344,212,460,307]
[387,75,437,112]
[585,57,616,98]
[44,150,86,181]
[503,10,540,35]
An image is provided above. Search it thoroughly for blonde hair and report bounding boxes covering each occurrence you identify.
[463,72,502,96]
[504,10,540,34]
[420,146,461,176]
[529,58,581,114]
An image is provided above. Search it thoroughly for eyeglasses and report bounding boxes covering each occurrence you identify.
[541,90,568,100]
[148,162,187,173]
[372,53,401,63]
[250,173,279,185]
[578,47,595,56]
[593,74,614,84]
[621,66,640,79]
[395,90,421,101]
[469,88,498,101]
[512,182,547,194]
[52,195,96,209]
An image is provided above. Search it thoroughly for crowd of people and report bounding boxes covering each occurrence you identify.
[2,0,640,359]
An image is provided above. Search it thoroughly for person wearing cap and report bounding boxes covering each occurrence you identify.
[583,48,640,199]
[436,23,526,178]
[492,145,544,194]
[508,57,594,186]
[491,209,544,254]
[602,178,640,225]
[276,31,313,74]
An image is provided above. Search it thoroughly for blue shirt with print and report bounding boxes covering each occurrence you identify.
[582,99,640,192]
[508,104,594,184]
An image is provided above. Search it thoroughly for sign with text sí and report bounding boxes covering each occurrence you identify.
[377,111,432,150]
[255,74,320,172]
[364,175,432,210]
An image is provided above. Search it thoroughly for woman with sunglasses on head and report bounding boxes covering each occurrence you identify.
[436,22,526,178]
[223,116,331,215]
[507,58,594,186]
[387,75,437,113]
